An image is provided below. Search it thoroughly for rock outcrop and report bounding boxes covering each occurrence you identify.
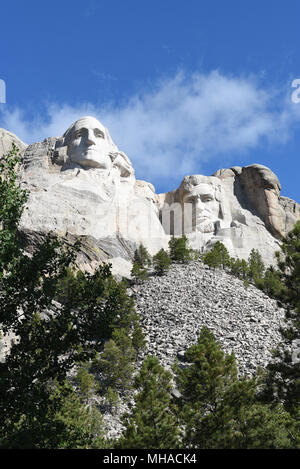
[0,128,27,157]
[1,116,300,273]
[159,165,300,266]
[238,164,285,238]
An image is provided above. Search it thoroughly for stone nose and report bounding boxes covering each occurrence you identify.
[85,129,96,146]
[194,197,206,211]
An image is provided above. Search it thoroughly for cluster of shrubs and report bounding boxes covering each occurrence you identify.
[202,241,285,299]
[131,235,198,282]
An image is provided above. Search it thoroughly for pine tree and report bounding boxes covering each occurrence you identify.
[262,265,285,299]
[173,327,295,448]
[73,362,99,405]
[233,403,296,449]
[131,260,148,283]
[0,143,29,271]
[168,235,193,263]
[0,379,106,449]
[133,244,152,268]
[203,241,230,269]
[54,267,86,304]
[263,221,300,414]
[47,381,105,449]
[117,355,180,449]
[229,257,250,279]
[248,248,265,285]
[152,248,171,276]
[92,327,136,393]
[131,244,152,283]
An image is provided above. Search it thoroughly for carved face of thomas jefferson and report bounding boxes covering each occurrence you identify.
[64,116,113,170]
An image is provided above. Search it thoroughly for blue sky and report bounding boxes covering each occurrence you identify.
[1,0,300,200]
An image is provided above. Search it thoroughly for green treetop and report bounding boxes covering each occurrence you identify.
[131,243,152,283]
[248,249,265,285]
[117,355,180,449]
[152,248,171,276]
[173,326,295,448]
[263,221,300,414]
[168,235,193,263]
[203,241,230,269]
[133,244,152,269]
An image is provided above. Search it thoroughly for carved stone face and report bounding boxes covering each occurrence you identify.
[65,116,112,170]
[239,164,285,238]
[180,175,222,233]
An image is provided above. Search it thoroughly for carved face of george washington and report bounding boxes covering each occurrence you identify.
[63,116,113,170]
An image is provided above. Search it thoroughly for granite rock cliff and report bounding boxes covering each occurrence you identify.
[1,117,300,274]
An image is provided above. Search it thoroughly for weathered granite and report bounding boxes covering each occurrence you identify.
[239,164,285,239]
[158,164,300,266]
[13,117,167,273]
[1,117,300,273]
[279,195,300,235]
[0,128,27,157]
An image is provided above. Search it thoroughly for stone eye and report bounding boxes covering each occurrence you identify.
[94,129,104,138]
[72,130,83,140]
[184,196,196,203]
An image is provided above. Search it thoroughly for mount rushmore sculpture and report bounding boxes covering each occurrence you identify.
[1,116,300,277]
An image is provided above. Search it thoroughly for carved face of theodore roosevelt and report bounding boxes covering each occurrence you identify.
[180,175,223,232]
[64,116,113,170]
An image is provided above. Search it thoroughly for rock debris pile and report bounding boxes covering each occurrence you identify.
[103,261,287,439]
[131,261,286,376]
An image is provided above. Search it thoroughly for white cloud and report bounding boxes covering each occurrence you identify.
[0,70,297,187]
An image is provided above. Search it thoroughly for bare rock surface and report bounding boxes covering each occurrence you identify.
[0,128,27,157]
